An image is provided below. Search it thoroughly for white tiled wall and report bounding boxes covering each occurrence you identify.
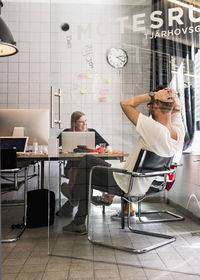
[0,0,152,199]
[0,1,51,111]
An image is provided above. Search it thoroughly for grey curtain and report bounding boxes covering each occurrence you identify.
[183,87,195,150]
[150,1,198,150]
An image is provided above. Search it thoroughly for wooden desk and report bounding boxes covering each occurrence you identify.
[17,152,126,161]
[17,152,127,190]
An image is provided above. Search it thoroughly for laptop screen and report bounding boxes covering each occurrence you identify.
[62,132,95,152]
[0,137,28,152]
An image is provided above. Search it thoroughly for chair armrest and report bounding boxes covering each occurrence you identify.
[131,169,175,178]
[0,168,20,173]
[171,162,183,167]
[126,169,175,197]
[89,166,175,178]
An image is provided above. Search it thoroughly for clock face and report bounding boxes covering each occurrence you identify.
[107,48,128,69]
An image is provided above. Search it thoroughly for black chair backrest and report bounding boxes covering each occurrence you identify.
[134,149,173,173]
[0,148,17,170]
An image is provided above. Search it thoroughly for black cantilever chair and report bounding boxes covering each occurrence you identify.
[87,149,184,254]
[1,148,29,243]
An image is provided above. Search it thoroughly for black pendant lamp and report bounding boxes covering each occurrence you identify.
[0,1,18,57]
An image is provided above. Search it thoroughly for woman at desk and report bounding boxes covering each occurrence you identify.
[58,111,111,189]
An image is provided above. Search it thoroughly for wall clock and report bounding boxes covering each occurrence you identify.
[106,48,128,69]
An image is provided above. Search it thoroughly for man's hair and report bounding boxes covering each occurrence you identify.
[152,85,174,114]
[152,85,167,92]
[154,99,174,114]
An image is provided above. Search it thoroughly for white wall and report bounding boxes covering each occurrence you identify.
[168,153,200,219]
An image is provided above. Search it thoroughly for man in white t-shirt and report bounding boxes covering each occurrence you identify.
[62,87,185,234]
[113,87,185,196]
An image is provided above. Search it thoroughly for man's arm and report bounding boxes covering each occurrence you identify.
[120,94,151,126]
[120,88,179,125]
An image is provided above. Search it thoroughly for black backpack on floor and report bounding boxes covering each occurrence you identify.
[26,189,55,228]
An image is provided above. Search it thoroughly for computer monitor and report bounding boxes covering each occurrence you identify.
[0,136,29,152]
[0,109,49,145]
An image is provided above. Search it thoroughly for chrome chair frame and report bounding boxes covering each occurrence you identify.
[136,191,184,224]
[87,150,181,254]
[111,178,184,228]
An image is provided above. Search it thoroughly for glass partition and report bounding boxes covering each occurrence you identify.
[49,0,151,262]
[48,0,200,268]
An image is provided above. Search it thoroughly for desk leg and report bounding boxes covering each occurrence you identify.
[37,162,40,189]
[59,161,62,210]
[24,167,28,226]
[41,161,44,189]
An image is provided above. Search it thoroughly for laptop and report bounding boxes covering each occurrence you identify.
[62,131,95,153]
[0,136,29,153]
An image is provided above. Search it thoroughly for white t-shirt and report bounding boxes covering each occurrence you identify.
[113,112,185,196]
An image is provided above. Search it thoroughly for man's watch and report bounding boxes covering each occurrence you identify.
[149,91,155,103]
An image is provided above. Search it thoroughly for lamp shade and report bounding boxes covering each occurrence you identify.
[0,2,18,57]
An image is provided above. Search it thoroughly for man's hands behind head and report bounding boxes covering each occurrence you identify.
[154,88,181,112]
[154,88,177,103]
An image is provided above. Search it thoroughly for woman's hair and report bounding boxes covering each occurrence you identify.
[70,111,85,131]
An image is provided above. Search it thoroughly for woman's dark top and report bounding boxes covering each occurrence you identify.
[57,128,109,177]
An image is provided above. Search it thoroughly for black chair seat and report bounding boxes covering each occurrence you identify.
[1,180,26,192]
[1,183,17,192]
[145,186,161,195]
